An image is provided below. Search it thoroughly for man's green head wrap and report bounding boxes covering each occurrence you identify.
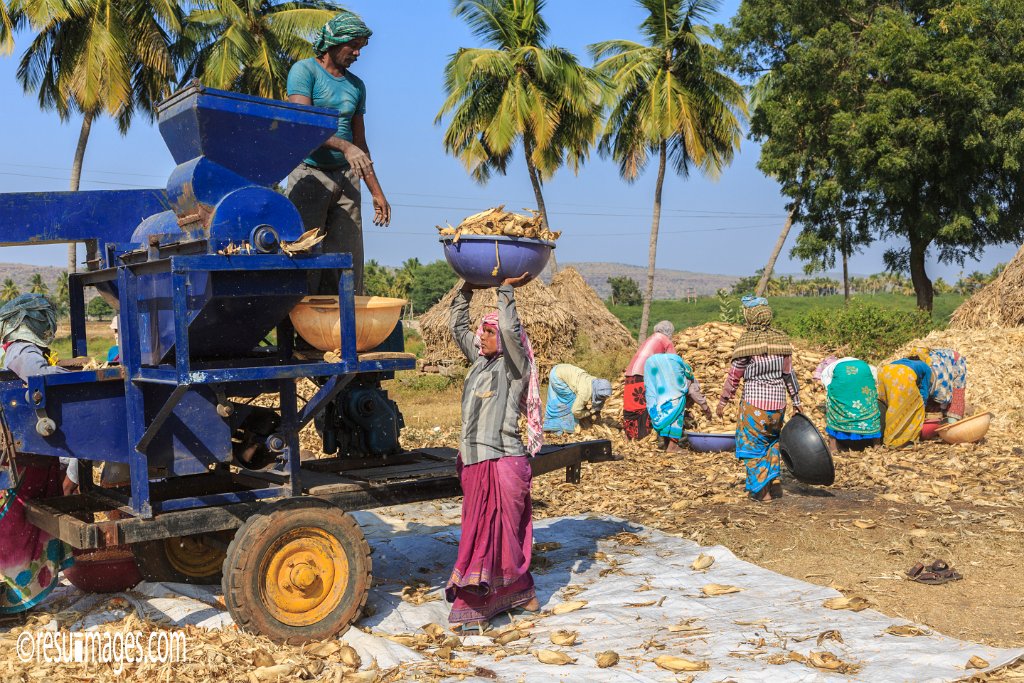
[0,294,58,347]
[313,11,372,57]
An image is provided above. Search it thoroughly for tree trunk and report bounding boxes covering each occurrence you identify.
[67,112,95,274]
[909,238,934,311]
[639,142,667,341]
[755,205,797,297]
[842,248,850,302]
[523,135,557,273]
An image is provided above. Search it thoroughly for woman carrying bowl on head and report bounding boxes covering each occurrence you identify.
[445,273,542,633]
[643,353,712,453]
[716,296,801,502]
[813,356,882,451]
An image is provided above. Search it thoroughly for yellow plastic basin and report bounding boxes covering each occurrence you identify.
[935,411,992,444]
[289,295,406,352]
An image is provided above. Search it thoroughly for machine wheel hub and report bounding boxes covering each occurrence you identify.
[261,527,348,626]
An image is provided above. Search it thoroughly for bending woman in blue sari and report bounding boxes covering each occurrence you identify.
[643,354,711,453]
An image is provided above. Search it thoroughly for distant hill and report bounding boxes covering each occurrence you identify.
[0,263,65,292]
[545,262,740,299]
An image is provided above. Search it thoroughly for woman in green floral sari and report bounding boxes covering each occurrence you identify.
[814,356,882,450]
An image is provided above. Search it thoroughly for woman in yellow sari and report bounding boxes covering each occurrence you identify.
[876,360,929,447]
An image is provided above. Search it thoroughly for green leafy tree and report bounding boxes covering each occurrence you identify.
[86,295,114,319]
[409,261,458,313]
[1,279,20,303]
[9,0,181,273]
[790,221,872,301]
[724,0,1024,311]
[28,272,48,295]
[607,276,642,306]
[176,0,340,99]
[591,0,746,339]
[436,0,606,259]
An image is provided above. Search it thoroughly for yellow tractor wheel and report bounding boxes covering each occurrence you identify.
[221,498,371,644]
[133,532,230,585]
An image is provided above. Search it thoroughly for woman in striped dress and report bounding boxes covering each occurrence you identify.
[717,297,801,502]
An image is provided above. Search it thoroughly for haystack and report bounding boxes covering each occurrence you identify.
[418,279,577,374]
[949,243,1024,328]
[548,267,635,353]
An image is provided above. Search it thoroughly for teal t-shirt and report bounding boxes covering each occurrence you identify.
[286,58,367,170]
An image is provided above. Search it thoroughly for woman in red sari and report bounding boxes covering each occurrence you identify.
[445,274,542,632]
[622,321,675,441]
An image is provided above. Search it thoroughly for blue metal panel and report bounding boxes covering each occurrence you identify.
[209,186,304,243]
[0,378,231,474]
[156,83,339,186]
[0,190,168,246]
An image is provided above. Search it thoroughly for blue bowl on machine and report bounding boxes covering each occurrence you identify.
[779,413,835,485]
[685,432,736,452]
[440,235,555,287]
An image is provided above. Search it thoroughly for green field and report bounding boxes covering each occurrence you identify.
[608,293,965,335]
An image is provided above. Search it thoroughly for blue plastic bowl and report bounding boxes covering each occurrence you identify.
[685,432,736,453]
[440,235,555,287]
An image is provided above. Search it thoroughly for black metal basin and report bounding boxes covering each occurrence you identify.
[779,413,835,486]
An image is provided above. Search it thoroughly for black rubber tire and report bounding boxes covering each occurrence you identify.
[221,498,372,645]
[132,532,231,585]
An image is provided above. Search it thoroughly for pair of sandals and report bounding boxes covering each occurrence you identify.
[907,559,962,585]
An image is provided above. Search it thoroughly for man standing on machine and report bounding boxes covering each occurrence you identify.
[285,10,391,296]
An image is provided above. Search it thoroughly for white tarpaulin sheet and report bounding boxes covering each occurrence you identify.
[32,509,1024,682]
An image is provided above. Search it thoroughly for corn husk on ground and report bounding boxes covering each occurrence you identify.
[436,206,561,242]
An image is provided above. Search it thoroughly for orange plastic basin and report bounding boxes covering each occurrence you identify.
[289,295,406,352]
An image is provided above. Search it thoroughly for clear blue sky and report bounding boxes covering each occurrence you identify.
[0,0,1016,281]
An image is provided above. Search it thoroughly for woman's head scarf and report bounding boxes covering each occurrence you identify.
[730,296,792,360]
[653,320,675,338]
[813,355,840,383]
[907,346,932,365]
[474,312,543,456]
[313,11,372,57]
[0,294,58,347]
[590,379,613,413]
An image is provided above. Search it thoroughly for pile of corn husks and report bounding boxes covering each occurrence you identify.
[436,206,561,242]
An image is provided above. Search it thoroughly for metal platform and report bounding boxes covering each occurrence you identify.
[26,440,617,550]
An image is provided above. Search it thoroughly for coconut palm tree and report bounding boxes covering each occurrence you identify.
[591,0,746,339]
[28,273,48,295]
[12,0,181,272]
[437,0,606,259]
[1,2,16,54]
[176,0,341,100]
[1,279,20,303]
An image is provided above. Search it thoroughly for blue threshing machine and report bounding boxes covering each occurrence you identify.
[0,83,615,642]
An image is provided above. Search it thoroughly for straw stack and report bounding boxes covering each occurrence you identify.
[548,267,635,353]
[949,243,1024,329]
[418,279,577,375]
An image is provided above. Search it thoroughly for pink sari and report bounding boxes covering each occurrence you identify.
[1,459,73,614]
[445,454,535,624]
